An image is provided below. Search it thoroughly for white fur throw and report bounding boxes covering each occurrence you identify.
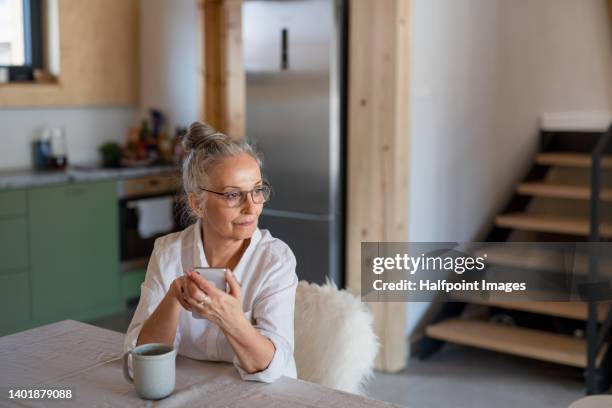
[294,279,380,395]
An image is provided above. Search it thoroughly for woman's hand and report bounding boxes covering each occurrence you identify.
[184,270,248,335]
[169,276,193,311]
[184,270,275,374]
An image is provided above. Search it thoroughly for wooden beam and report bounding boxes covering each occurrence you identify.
[346,0,411,372]
[199,0,245,138]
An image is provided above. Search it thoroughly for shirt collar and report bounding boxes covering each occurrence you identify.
[192,219,208,268]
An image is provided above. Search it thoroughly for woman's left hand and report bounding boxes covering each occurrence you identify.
[184,270,247,335]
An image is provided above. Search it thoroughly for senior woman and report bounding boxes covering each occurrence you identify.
[124,122,298,383]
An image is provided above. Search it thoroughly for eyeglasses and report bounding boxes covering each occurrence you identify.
[199,182,272,208]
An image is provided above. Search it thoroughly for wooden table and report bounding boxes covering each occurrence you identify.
[0,320,402,407]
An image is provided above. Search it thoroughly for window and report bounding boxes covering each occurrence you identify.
[0,0,42,81]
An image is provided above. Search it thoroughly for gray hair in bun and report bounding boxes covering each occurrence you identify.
[181,121,263,223]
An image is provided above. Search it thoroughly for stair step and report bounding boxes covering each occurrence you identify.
[517,182,612,201]
[494,213,612,238]
[473,245,612,276]
[535,152,612,168]
[451,295,609,321]
[425,318,607,368]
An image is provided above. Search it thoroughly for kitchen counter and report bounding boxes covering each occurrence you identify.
[0,164,181,190]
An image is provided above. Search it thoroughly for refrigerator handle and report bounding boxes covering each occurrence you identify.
[281,28,289,70]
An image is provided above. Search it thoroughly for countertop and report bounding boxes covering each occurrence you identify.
[0,164,181,190]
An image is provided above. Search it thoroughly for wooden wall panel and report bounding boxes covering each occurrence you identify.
[200,0,245,138]
[0,0,139,107]
[346,0,411,372]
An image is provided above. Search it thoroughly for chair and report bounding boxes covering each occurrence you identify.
[294,279,380,395]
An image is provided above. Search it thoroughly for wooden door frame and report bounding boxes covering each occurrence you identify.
[199,0,411,373]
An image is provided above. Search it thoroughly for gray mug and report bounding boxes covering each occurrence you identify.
[123,343,177,400]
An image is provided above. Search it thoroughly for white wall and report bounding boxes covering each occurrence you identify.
[0,108,137,169]
[407,0,612,340]
[139,0,200,134]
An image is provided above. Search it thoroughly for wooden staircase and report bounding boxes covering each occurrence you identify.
[495,213,612,238]
[426,318,608,368]
[450,293,610,322]
[420,125,612,394]
[517,181,612,201]
[534,152,612,168]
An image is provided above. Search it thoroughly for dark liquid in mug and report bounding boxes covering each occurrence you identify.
[138,349,170,356]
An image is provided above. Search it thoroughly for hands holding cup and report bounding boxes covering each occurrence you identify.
[169,269,247,334]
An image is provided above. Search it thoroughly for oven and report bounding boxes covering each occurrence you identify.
[118,173,184,273]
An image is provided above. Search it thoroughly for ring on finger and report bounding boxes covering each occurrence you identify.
[199,294,211,306]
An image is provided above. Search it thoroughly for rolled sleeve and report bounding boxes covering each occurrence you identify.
[123,240,181,354]
[233,328,293,383]
[233,252,298,383]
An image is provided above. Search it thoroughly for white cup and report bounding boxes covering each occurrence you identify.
[123,343,177,400]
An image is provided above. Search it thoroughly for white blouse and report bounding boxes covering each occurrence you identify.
[124,219,299,383]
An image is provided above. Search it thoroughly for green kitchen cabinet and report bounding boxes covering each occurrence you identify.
[0,188,30,335]
[120,268,146,303]
[0,188,26,218]
[0,189,28,272]
[28,181,122,324]
[0,271,31,336]
[0,217,28,271]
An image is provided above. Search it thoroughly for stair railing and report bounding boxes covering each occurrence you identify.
[586,124,612,394]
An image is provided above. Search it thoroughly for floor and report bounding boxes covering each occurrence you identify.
[365,344,589,408]
[88,312,598,408]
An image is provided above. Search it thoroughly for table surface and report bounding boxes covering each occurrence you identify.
[0,320,403,407]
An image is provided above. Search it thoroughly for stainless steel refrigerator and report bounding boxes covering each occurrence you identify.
[243,0,346,286]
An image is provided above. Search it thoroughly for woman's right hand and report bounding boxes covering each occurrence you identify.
[169,276,192,311]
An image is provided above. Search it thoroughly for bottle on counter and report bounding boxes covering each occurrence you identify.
[32,128,68,171]
[47,128,68,170]
[32,135,51,171]
[137,120,151,160]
